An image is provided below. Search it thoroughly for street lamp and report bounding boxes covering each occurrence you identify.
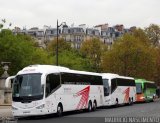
[56,20,66,66]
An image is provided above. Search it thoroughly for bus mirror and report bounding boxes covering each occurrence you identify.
[5,76,15,88]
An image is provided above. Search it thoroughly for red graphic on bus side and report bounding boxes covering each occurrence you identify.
[75,86,90,110]
[123,87,130,103]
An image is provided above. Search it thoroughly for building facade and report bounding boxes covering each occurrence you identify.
[12,24,135,49]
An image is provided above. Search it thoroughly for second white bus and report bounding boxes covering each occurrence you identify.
[101,73,136,106]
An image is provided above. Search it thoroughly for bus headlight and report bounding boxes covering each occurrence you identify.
[140,96,145,99]
[36,104,45,109]
[12,106,18,110]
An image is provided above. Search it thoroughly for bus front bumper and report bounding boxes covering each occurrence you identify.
[136,94,145,102]
[12,107,56,117]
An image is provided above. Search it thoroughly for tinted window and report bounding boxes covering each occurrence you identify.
[144,83,157,90]
[117,78,135,86]
[103,79,110,96]
[111,79,117,93]
[46,73,60,97]
[61,73,102,85]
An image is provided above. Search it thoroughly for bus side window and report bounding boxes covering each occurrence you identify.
[143,83,146,92]
[111,79,117,93]
[103,79,109,96]
[46,76,50,97]
[46,74,60,97]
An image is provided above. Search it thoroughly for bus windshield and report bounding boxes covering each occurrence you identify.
[136,83,142,94]
[12,73,44,102]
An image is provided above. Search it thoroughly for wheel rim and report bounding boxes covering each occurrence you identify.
[58,107,61,112]
[129,98,131,104]
[57,106,62,116]
[88,103,92,111]
[93,102,96,110]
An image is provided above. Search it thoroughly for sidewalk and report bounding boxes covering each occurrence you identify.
[0,106,12,118]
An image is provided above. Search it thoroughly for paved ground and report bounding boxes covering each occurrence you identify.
[0,106,12,118]
[0,100,160,123]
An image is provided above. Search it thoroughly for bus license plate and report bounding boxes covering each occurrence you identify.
[23,111,30,114]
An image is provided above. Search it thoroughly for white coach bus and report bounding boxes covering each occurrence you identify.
[101,73,136,106]
[7,65,104,117]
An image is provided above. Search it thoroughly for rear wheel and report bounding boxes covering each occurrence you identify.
[88,101,92,112]
[92,101,97,111]
[131,97,134,104]
[128,98,131,105]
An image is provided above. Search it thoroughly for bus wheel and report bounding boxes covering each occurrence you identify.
[115,99,118,107]
[57,104,63,117]
[152,96,156,102]
[92,100,97,111]
[88,101,92,112]
[128,98,132,105]
[131,97,134,104]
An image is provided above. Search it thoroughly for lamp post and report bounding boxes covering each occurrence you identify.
[56,20,66,66]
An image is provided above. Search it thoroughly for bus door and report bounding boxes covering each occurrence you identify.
[102,79,110,104]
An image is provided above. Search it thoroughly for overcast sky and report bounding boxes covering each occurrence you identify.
[0,0,159,29]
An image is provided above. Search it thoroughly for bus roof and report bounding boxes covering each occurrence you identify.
[17,65,70,75]
[135,79,155,84]
[101,73,134,80]
[146,81,155,84]
[68,69,101,76]
[17,65,101,76]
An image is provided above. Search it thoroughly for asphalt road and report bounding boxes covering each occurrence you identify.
[14,100,160,123]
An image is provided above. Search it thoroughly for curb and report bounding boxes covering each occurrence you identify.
[0,105,11,106]
[0,104,11,106]
[0,106,11,109]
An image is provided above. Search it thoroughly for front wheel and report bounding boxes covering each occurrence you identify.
[115,99,118,107]
[128,98,132,105]
[57,104,63,117]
